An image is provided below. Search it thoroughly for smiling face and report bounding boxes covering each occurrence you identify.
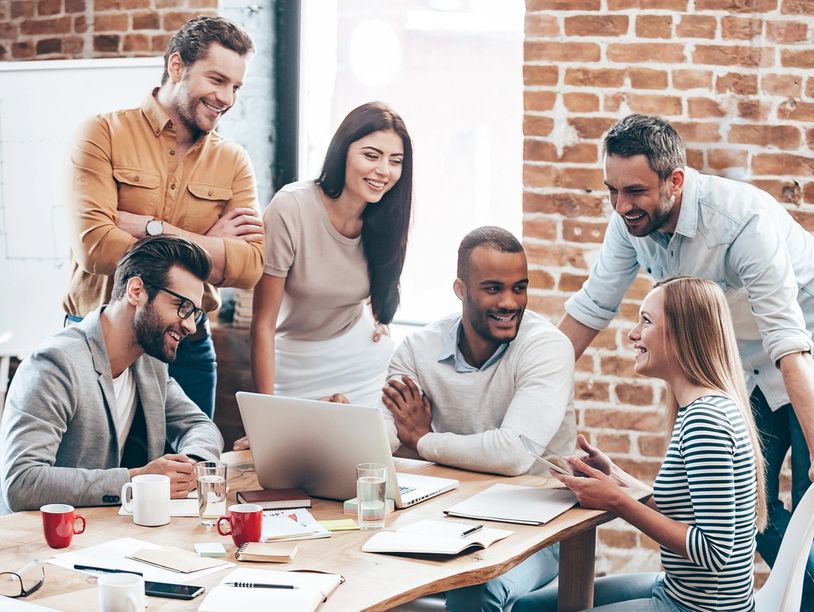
[604,154,683,237]
[456,246,529,352]
[134,266,203,363]
[629,286,673,380]
[343,129,404,204]
[170,42,248,135]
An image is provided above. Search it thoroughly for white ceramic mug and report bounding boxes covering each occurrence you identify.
[98,573,145,612]
[120,474,170,527]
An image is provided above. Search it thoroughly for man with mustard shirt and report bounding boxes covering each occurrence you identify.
[64,16,264,419]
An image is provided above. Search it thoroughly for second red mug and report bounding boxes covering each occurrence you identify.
[41,503,86,549]
[216,503,263,547]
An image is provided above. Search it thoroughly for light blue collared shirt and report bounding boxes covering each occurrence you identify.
[566,167,814,410]
[437,316,509,373]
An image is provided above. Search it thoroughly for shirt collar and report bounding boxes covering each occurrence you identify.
[141,88,174,136]
[438,316,510,373]
[674,166,699,238]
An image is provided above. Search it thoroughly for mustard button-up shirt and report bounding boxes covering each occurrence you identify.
[63,89,264,316]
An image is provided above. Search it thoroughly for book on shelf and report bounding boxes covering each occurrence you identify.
[235,541,298,563]
[197,568,343,612]
[444,483,578,525]
[362,519,513,555]
[236,487,311,509]
[261,508,331,542]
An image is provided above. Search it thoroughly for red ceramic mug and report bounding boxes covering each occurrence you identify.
[40,504,86,549]
[216,503,263,547]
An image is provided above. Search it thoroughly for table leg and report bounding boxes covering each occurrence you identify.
[557,527,596,611]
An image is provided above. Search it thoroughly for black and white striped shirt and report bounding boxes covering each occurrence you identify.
[654,394,757,611]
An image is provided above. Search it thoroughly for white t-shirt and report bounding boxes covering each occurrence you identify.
[111,366,137,455]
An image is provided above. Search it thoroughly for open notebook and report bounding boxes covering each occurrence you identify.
[198,568,343,612]
[362,519,513,555]
[444,483,578,525]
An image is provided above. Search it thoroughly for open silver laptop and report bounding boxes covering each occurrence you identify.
[236,392,459,508]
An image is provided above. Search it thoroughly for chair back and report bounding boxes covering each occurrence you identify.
[755,484,814,611]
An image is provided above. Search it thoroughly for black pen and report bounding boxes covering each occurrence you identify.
[225,582,297,589]
[460,524,484,537]
[74,564,143,576]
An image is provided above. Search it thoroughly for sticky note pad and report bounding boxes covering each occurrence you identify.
[194,542,227,558]
[319,519,359,531]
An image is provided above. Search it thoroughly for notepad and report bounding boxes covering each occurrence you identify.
[444,484,578,525]
[234,542,298,563]
[127,546,230,573]
[262,508,331,541]
[197,568,343,612]
[362,519,514,555]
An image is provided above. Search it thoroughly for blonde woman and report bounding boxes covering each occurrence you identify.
[515,277,766,612]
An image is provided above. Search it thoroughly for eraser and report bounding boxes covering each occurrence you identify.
[342,497,395,516]
[195,542,227,558]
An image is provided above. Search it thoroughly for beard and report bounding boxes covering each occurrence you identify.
[466,294,525,346]
[623,182,675,238]
[134,302,179,363]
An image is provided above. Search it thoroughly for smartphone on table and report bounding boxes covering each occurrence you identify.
[518,434,575,476]
[144,580,205,600]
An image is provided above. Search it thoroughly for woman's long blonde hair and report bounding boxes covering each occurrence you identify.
[656,276,767,531]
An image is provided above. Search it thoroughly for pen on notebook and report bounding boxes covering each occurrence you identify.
[73,564,144,576]
[460,524,484,537]
[225,582,297,589]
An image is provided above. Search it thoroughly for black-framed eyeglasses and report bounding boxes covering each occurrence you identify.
[0,560,45,598]
[144,282,206,326]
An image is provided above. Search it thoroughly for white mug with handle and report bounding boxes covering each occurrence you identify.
[98,573,145,612]
[120,474,170,527]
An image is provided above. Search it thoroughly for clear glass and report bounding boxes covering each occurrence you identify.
[0,560,44,598]
[196,461,227,526]
[356,462,387,530]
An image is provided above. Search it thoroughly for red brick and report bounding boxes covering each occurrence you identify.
[527,295,567,318]
[722,16,764,39]
[598,526,638,549]
[559,273,589,294]
[608,0,688,7]
[63,35,83,54]
[151,34,171,53]
[524,242,589,269]
[604,93,624,113]
[0,45,7,61]
[781,49,814,68]
[94,13,129,31]
[65,0,85,12]
[527,165,605,190]
[594,328,619,350]
[584,408,662,431]
[616,383,654,405]
[804,182,814,203]
[781,0,814,13]
[564,15,628,37]
[686,148,704,169]
[526,41,601,62]
[576,354,595,373]
[628,68,668,90]
[524,91,557,112]
[35,37,61,54]
[0,23,18,38]
[766,20,808,43]
[627,94,682,116]
[673,69,713,90]
[708,148,749,171]
[524,65,559,87]
[601,355,636,377]
[639,434,666,457]
[608,43,685,64]
[696,0,777,10]
[524,114,554,137]
[523,217,558,241]
[676,15,717,39]
[562,143,599,163]
[693,44,773,68]
[619,302,642,322]
[525,14,560,37]
[163,11,202,31]
[575,380,609,402]
[596,434,632,454]
[527,268,556,290]
[188,0,217,6]
[133,11,160,30]
[37,0,60,15]
[524,192,605,217]
[807,128,814,149]
[73,14,87,33]
[753,153,814,176]
[565,67,626,88]
[524,164,556,188]
[778,100,814,122]
[807,78,814,99]
[789,209,814,230]
[564,93,599,113]
[617,457,662,482]
[569,117,617,139]
[563,220,606,243]
[716,72,758,94]
[12,1,35,19]
[93,34,119,53]
[761,74,803,97]
[636,15,672,38]
[524,139,557,162]
[94,0,119,8]
[729,125,801,149]
[737,99,769,121]
[688,98,725,118]
[123,33,151,52]
[752,179,802,204]
[527,0,601,8]
[20,16,71,35]
[12,41,35,58]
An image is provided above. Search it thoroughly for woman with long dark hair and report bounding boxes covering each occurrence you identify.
[234,102,412,449]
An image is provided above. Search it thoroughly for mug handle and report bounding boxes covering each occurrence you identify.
[73,514,86,535]
[216,515,232,536]
[120,482,134,513]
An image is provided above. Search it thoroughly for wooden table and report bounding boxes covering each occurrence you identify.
[2,452,620,611]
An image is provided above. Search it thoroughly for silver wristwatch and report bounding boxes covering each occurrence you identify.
[145,218,164,236]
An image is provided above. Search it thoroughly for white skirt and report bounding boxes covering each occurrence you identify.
[274,310,395,407]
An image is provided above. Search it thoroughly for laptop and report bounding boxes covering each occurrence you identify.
[236,392,459,508]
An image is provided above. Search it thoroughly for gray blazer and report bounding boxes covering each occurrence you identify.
[0,308,223,513]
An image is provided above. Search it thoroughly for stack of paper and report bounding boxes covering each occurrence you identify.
[262,508,330,541]
[362,519,513,555]
[444,484,578,525]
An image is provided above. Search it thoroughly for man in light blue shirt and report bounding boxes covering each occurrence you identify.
[559,113,814,609]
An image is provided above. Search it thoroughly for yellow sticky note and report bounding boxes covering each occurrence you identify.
[319,519,359,531]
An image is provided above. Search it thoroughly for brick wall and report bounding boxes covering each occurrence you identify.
[0,0,218,61]
[523,0,814,579]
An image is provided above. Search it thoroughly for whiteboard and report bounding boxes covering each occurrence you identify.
[0,57,163,356]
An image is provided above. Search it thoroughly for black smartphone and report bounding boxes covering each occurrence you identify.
[144,580,205,600]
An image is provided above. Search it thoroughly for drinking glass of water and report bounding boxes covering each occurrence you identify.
[356,462,387,529]
[196,461,227,526]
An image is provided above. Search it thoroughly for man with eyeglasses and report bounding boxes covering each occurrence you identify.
[0,236,223,514]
